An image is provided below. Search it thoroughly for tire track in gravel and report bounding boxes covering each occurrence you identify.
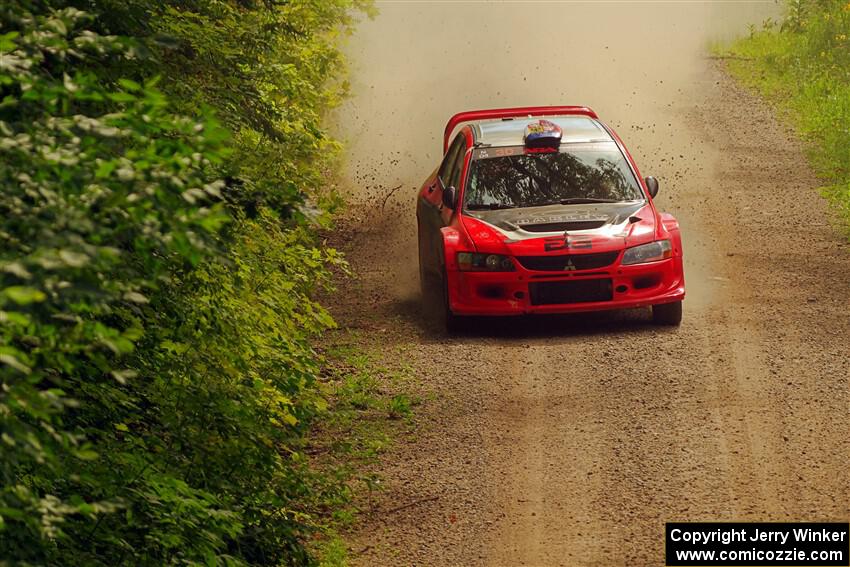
[327,3,849,566]
[494,344,609,567]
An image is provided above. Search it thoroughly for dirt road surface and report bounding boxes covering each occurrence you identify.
[328,3,850,566]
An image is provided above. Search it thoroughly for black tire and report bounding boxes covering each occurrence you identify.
[652,300,683,326]
[418,248,428,301]
[417,223,429,300]
[442,269,462,333]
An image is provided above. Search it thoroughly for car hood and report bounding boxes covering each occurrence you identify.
[461,201,657,255]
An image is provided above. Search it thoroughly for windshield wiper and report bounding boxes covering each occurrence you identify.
[521,198,624,208]
[558,198,622,204]
[466,203,518,210]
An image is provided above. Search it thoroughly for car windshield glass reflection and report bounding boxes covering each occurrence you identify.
[464,142,642,210]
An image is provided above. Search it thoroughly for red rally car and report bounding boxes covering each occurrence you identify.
[416,106,685,330]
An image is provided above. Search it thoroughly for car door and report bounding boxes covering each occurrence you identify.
[419,133,466,278]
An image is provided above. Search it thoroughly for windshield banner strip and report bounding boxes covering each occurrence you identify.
[473,142,616,160]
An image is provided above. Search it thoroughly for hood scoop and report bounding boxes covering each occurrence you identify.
[518,220,607,233]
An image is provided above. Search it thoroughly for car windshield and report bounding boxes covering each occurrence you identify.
[464,142,642,210]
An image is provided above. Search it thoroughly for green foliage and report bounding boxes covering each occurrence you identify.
[387,394,415,421]
[0,1,371,565]
[725,0,850,224]
[89,0,374,217]
[0,7,232,561]
[306,340,417,540]
[781,0,808,32]
[316,536,349,567]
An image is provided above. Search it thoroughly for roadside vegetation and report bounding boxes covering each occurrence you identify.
[0,1,393,565]
[723,0,850,227]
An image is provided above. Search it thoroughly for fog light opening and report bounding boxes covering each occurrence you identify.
[633,275,662,290]
[478,285,506,299]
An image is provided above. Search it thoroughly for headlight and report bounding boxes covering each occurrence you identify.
[457,252,516,271]
[621,240,672,265]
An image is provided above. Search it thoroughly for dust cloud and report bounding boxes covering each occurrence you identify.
[330,1,780,305]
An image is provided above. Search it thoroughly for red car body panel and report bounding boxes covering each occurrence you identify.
[417,106,685,318]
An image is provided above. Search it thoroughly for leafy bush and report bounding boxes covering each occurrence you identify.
[0,1,368,565]
[726,0,850,223]
[90,0,372,218]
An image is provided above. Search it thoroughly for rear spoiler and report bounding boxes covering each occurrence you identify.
[443,105,598,153]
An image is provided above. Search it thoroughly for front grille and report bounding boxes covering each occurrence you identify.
[516,251,619,272]
[529,279,613,306]
[519,221,606,232]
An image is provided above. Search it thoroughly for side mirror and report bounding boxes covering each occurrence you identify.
[442,186,457,209]
[644,176,659,198]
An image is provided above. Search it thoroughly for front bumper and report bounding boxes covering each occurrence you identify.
[446,256,685,316]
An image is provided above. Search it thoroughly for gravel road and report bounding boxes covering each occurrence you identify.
[328,3,850,566]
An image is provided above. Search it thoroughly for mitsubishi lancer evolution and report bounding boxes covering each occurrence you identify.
[416,106,685,331]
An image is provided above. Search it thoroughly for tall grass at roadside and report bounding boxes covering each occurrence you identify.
[723,0,850,226]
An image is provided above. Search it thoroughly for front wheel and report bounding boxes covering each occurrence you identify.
[652,301,682,326]
[442,269,463,333]
[417,223,430,300]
